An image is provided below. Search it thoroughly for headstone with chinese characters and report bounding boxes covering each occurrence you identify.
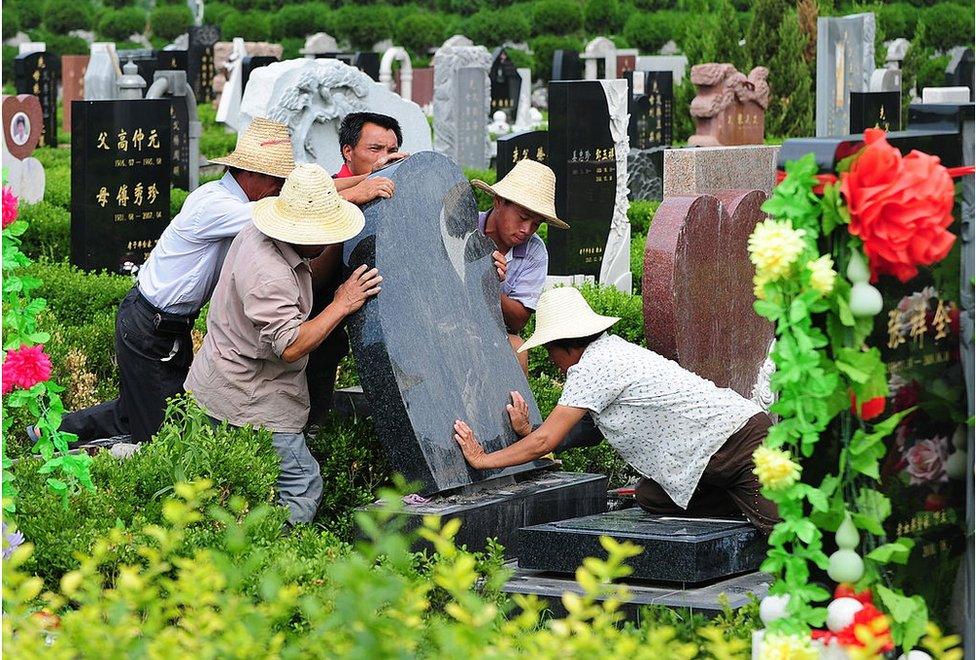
[188,25,219,104]
[496,130,548,179]
[167,95,191,190]
[240,58,432,175]
[547,79,631,293]
[628,70,673,150]
[489,48,522,123]
[688,64,769,147]
[61,55,89,133]
[433,43,491,170]
[2,94,45,202]
[70,99,172,274]
[14,51,58,148]
[157,49,188,75]
[816,13,876,137]
[850,91,900,133]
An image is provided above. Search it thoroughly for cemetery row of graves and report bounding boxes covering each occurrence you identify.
[1,6,974,659]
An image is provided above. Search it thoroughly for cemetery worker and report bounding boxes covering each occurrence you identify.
[470,159,570,373]
[334,112,409,204]
[452,287,779,534]
[185,164,382,525]
[50,118,296,447]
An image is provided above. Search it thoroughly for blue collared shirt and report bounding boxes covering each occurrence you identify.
[138,172,254,315]
[478,210,548,311]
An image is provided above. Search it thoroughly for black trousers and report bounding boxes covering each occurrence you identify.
[60,287,194,445]
[305,276,349,427]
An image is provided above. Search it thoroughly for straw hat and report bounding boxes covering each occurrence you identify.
[471,159,570,229]
[252,163,365,245]
[209,117,296,179]
[519,287,619,352]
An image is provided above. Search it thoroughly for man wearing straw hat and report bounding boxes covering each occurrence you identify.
[47,118,298,448]
[470,159,570,373]
[186,164,381,525]
[452,287,779,534]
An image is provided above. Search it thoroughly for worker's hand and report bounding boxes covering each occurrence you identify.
[454,420,491,469]
[506,391,532,438]
[371,151,409,172]
[492,250,507,282]
[348,177,395,204]
[334,264,382,316]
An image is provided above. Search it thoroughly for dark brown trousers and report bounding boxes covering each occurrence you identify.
[634,412,779,534]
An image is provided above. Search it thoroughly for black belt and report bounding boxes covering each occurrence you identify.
[133,287,198,332]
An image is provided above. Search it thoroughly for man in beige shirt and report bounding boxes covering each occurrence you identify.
[186,164,381,525]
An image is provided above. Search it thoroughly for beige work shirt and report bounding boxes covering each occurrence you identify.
[185,223,313,433]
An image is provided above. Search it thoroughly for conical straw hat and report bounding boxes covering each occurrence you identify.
[209,117,296,179]
[471,159,570,229]
[252,164,365,245]
[519,286,619,352]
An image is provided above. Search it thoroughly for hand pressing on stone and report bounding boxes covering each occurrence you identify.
[334,264,383,316]
[492,250,507,282]
[343,177,395,205]
[453,420,491,470]
[506,391,532,438]
[371,151,409,172]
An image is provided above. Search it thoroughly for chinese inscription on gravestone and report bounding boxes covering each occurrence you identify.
[168,97,190,190]
[71,100,171,273]
[455,67,489,169]
[629,70,673,149]
[816,13,876,137]
[850,91,900,134]
[489,48,521,123]
[14,52,58,148]
[157,50,188,74]
[188,25,219,103]
[495,130,548,179]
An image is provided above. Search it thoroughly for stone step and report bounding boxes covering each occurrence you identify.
[517,508,767,585]
[502,567,771,621]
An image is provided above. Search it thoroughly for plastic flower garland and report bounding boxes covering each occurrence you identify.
[748,129,960,654]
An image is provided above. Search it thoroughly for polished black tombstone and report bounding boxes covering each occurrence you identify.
[157,50,188,75]
[945,47,974,101]
[518,509,767,584]
[14,52,58,148]
[629,70,673,149]
[552,50,583,81]
[168,97,190,190]
[119,49,158,87]
[495,130,549,179]
[546,80,617,277]
[489,48,522,122]
[777,129,966,172]
[315,52,380,81]
[343,151,551,495]
[188,25,219,103]
[850,91,901,133]
[241,55,278,93]
[71,100,172,273]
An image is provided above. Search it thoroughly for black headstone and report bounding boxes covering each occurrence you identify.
[71,100,172,273]
[119,49,158,87]
[315,52,380,81]
[908,102,976,135]
[14,52,58,148]
[168,97,190,191]
[778,129,967,173]
[241,55,278,93]
[627,70,673,149]
[496,130,549,179]
[489,48,522,122]
[343,152,550,495]
[188,25,220,104]
[850,91,901,134]
[552,50,583,81]
[157,49,188,77]
[945,47,974,101]
[518,509,767,584]
[547,80,617,277]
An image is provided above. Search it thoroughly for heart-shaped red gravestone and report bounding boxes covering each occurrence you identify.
[2,94,42,159]
[642,189,774,399]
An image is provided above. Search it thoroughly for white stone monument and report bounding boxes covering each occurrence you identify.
[513,66,533,130]
[581,37,616,80]
[432,40,491,169]
[380,46,413,101]
[301,33,339,57]
[216,38,247,130]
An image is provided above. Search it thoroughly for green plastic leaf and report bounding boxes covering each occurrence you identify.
[866,539,914,564]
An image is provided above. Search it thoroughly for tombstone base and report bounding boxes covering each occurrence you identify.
[386,470,609,556]
[627,147,665,202]
[517,508,766,585]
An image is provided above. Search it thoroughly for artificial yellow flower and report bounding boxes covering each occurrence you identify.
[807,254,837,295]
[753,272,770,300]
[760,633,819,660]
[753,445,802,491]
[748,219,807,281]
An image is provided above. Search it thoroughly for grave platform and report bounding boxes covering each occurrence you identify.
[395,470,608,557]
[502,567,770,621]
[517,508,767,585]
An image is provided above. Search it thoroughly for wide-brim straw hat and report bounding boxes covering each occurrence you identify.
[471,159,570,229]
[519,286,620,352]
[209,117,296,179]
[253,163,365,245]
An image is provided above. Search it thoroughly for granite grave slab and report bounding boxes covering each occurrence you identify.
[61,55,88,133]
[489,48,521,123]
[663,145,779,197]
[517,508,767,584]
[433,44,491,170]
[688,64,768,147]
[850,90,900,133]
[343,151,550,495]
[14,51,58,148]
[627,70,673,150]
[188,25,219,103]
[816,13,876,137]
[2,94,45,203]
[495,130,548,180]
[552,50,582,81]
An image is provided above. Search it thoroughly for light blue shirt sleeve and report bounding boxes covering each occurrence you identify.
[504,238,548,311]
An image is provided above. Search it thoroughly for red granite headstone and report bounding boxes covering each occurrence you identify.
[411,67,434,108]
[2,94,43,159]
[616,54,636,78]
[688,64,769,147]
[642,190,774,398]
[61,55,89,133]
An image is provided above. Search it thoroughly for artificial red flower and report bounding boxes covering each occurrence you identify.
[2,345,53,392]
[833,584,874,605]
[850,392,886,420]
[924,493,947,512]
[893,381,921,412]
[814,602,894,653]
[841,129,956,283]
[2,186,18,229]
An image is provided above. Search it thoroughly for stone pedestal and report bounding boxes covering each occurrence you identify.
[663,145,779,197]
[517,508,766,584]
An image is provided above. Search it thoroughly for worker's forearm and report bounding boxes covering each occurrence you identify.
[281,301,348,363]
[480,427,560,469]
[310,245,342,288]
[500,293,531,333]
[335,174,368,191]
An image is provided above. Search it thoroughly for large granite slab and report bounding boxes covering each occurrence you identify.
[816,13,876,137]
[777,128,969,172]
[517,508,767,584]
[663,145,779,197]
[343,151,549,495]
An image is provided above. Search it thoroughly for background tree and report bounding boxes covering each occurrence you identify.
[745,0,791,69]
[767,9,815,137]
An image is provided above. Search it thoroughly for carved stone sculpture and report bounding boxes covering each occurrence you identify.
[688,64,769,147]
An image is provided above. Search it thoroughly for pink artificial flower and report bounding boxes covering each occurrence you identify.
[2,186,18,229]
[904,436,949,485]
[2,345,53,392]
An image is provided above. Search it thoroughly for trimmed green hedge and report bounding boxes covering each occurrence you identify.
[150,4,193,40]
[97,7,148,41]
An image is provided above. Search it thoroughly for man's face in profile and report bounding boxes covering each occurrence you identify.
[342,122,399,176]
